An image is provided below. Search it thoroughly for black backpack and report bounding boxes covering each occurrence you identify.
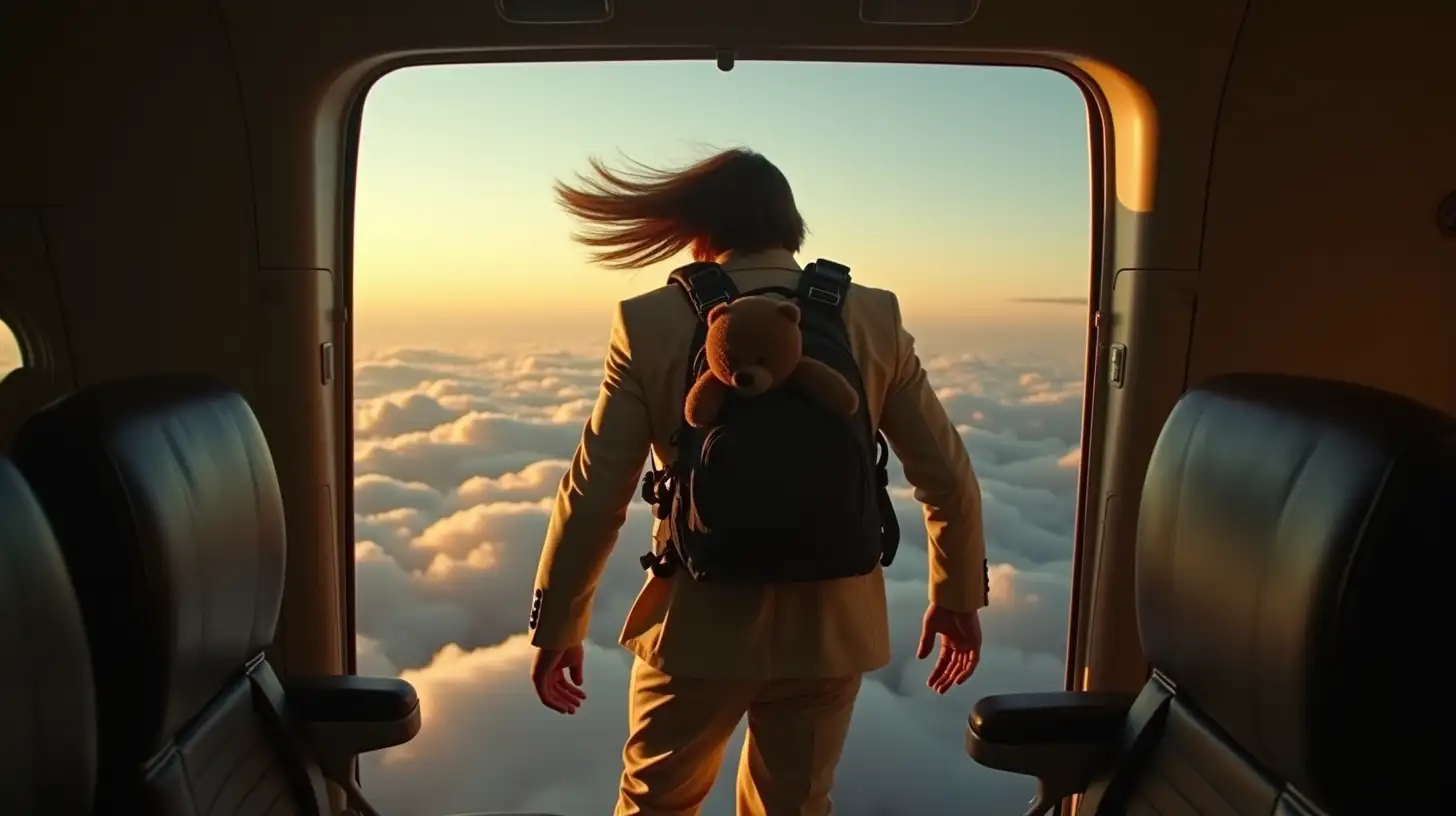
[638,259,901,584]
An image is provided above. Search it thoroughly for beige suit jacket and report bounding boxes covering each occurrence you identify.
[529,249,987,680]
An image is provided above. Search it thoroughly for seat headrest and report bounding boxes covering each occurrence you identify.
[1137,373,1454,811]
[0,457,96,815]
[10,374,286,762]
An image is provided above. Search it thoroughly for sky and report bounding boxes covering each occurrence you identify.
[352,59,1091,358]
[343,59,1093,815]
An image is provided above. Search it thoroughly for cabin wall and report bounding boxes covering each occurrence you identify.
[0,2,345,677]
[1190,0,1456,411]
[1,2,260,428]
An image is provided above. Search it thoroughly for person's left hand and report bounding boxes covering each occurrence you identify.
[530,644,586,714]
[916,604,983,694]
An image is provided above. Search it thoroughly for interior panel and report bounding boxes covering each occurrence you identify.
[1189,0,1456,412]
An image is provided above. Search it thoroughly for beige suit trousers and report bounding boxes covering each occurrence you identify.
[615,658,863,816]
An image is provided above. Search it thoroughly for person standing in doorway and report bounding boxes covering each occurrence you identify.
[527,147,988,816]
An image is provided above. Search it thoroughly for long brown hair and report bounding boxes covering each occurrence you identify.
[553,148,807,270]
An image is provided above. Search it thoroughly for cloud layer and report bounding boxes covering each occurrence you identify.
[351,345,1083,815]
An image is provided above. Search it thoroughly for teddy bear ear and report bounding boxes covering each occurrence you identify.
[707,302,731,325]
[775,300,802,324]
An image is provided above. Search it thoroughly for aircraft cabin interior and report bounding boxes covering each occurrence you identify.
[1,0,1452,814]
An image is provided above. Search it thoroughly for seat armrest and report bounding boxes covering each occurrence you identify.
[970,691,1134,745]
[965,691,1136,816]
[286,675,418,724]
[284,674,421,786]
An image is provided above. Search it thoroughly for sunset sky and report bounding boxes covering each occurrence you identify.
[352,60,1091,356]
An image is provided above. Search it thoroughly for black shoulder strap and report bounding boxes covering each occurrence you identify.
[797,259,852,316]
[651,263,737,576]
[668,261,740,323]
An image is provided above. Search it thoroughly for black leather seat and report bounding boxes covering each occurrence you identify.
[0,456,97,816]
[965,373,1453,815]
[10,375,424,816]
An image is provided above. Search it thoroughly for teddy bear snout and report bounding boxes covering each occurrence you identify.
[731,366,772,395]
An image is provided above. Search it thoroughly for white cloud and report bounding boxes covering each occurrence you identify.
[351,345,1082,814]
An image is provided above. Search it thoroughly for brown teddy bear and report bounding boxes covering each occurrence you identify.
[684,295,861,428]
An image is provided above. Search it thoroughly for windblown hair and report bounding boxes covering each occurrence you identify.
[553,148,807,270]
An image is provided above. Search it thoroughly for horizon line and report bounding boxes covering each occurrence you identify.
[1007,296,1087,306]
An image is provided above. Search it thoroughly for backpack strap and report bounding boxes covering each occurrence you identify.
[797,259,900,565]
[643,262,741,578]
[796,259,852,315]
[874,431,901,567]
[668,261,740,323]
[665,260,736,398]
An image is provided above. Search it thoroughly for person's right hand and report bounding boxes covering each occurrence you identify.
[530,644,586,714]
[916,604,983,694]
